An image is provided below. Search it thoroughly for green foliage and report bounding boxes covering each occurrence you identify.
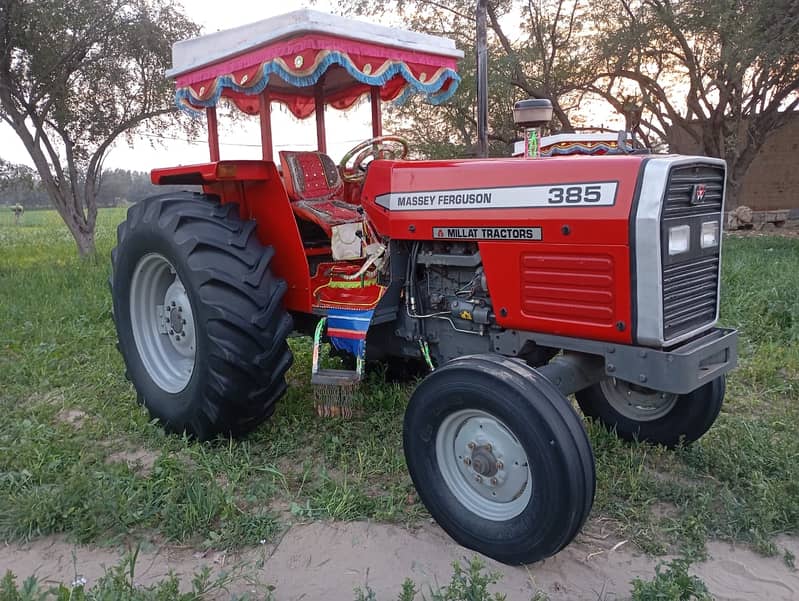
[630,558,712,601]
[353,558,505,601]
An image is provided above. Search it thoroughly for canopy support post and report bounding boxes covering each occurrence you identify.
[370,87,382,138]
[259,90,273,161]
[315,80,327,153]
[206,107,220,162]
[476,0,489,158]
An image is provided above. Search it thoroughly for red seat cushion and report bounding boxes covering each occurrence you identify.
[292,199,361,236]
[279,151,344,201]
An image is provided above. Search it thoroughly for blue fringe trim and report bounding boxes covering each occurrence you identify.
[175,50,461,118]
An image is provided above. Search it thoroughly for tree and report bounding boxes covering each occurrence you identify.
[0,0,198,255]
[335,0,597,157]
[0,157,47,207]
[589,0,799,207]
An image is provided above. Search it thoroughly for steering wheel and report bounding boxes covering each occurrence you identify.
[339,135,410,183]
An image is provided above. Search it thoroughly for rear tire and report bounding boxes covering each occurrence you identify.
[111,192,293,440]
[576,376,725,448]
[403,354,595,565]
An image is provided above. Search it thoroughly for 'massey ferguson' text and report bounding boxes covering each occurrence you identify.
[395,192,492,208]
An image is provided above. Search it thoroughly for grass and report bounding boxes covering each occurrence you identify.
[0,208,798,563]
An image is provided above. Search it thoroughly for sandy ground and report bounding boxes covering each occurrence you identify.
[2,520,797,600]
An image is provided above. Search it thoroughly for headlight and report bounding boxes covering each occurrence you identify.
[668,225,691,255]
[701,221,719,248]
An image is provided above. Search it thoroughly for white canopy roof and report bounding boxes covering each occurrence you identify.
[167,9,464,79]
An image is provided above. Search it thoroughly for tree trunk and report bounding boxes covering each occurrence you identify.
[725,178,742,212]
[62,210,97,257]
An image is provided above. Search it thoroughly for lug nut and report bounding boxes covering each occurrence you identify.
[475,475,482,483]
[171,301,176,307]
[490,477,498,485]
[169,329,174,335]
[496,461,503,470]
[467,442,475,450]
[485,443,492,452]
[464,458,471,466]
[178,307,183,313]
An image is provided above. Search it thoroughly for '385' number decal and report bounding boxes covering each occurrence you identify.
[548,185,604,204]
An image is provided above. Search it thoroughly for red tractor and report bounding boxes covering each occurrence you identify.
[110,9,737,565]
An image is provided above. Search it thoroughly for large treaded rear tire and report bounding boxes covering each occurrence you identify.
[111,192,293,440]
[403,354,595,565]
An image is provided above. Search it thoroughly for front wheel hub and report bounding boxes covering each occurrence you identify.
[436,409,531,521]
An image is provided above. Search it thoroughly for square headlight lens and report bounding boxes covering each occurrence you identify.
[668,225,691,255]
[701,221,720,248]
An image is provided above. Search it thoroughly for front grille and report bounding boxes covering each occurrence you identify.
[662,256,720,340]
[663,164,724,218]
[660,162,724,342]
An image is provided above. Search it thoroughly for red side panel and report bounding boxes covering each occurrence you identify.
[480,243,631,343]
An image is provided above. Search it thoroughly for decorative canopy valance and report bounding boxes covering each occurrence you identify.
[168,10,463,119]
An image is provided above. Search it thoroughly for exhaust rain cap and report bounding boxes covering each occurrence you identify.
[513,99,553,128]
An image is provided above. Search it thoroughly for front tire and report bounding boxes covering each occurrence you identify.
[403,354,595,565]
[111,192,293,440]
[576,376,725,448]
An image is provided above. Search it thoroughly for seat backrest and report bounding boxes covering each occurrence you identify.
[279,151,344,202]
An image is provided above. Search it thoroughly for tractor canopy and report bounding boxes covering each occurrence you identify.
[167,9,464,119]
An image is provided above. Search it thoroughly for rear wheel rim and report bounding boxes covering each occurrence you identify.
[600,378,678,422]
[435,409,532,521]
[129,253,196,393]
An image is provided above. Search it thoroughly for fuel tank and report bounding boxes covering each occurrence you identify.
[361,156,650,344]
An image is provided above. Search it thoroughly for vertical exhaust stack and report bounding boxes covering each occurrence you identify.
[476,0,489,158]
[513,99,553,158]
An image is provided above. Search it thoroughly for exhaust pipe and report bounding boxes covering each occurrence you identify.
[476,0,488,158]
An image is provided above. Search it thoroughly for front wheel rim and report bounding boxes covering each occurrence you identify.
[600,378,678,422]
[435,409,532,521]
[129,253,196,393]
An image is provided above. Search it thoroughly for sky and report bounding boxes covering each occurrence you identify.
[0,0,379,172]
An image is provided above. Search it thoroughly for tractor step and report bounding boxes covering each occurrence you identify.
[311,316,366,418]
[312,368,362,418]
[311,368,362,386]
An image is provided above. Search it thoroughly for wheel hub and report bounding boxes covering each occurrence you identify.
[169,307,183,334]
[470,445,499,478]
[600,377,678,421]
[435,409,532,521]
[129,253,196,393]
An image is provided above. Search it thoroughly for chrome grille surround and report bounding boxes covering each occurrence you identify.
[634,156,727,348]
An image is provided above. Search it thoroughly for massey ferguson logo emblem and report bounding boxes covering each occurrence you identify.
[690,183,707,205]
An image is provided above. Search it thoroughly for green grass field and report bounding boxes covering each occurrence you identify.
[1,207,798,563]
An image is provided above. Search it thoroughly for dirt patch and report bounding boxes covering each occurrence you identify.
[105,448,159,476]
[2,521,798,600]
[54,409,88,429]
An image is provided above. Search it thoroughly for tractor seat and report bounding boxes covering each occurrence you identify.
[279,151,362,236]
